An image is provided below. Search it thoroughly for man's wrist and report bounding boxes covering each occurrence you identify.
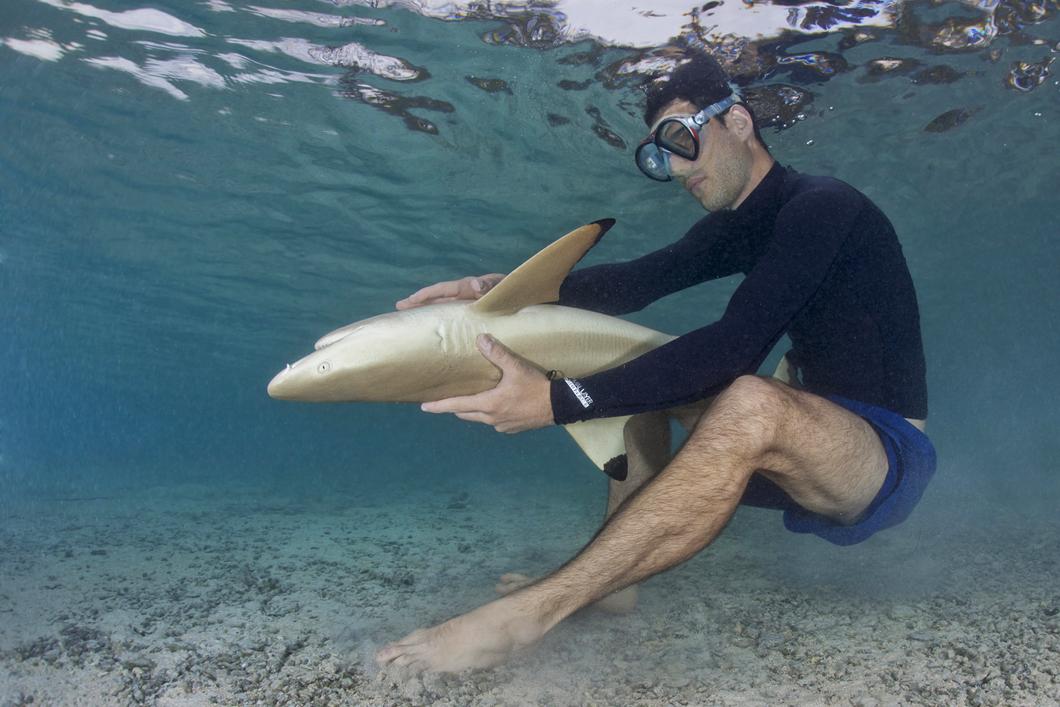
[538,376,557,427]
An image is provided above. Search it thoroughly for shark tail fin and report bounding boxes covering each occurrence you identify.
[471,219,614,315]
[562,414,631,480]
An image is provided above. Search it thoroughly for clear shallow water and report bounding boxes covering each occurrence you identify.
[0,0,1059,665]
[1,0,1059,702]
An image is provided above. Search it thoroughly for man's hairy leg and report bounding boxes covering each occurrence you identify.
[496,411,672,613]
[535,378,888,614]
[377,376,888,674]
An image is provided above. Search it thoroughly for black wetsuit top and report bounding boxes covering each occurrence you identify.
[550,162,928,425]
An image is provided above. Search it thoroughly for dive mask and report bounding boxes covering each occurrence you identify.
[635,91,740,182]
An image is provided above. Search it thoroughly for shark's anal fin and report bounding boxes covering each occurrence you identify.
[471,219,615,315]
[562,414,631,478]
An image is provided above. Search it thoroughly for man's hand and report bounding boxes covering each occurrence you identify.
[396,274,506,311]
[421,334,554,433]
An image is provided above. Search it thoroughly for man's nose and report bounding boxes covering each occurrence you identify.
[668,154,693,178]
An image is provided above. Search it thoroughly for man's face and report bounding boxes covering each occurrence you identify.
[648,99,752,212]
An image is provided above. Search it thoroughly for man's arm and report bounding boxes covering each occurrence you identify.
[556,215,745,316]
[551,188,863,424]
[415,216,749,434]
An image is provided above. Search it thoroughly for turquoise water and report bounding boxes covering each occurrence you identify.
[4,0,1056,500]
[1,0,1059,701]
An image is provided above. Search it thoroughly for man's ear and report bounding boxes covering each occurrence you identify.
[727,104,755,141]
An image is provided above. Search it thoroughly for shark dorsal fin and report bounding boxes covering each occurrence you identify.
[470,218,614,315]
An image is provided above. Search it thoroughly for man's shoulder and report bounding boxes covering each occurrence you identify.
[777,167,895,242]
[774,169,876,229]
[781,168,866,207]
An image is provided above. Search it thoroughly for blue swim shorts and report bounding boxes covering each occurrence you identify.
[738,394,937,546]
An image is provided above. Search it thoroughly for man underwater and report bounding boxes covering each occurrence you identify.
[376,51,936,674]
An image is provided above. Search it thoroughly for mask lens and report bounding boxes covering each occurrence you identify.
[657,119,697,160]
[635,141,672,181]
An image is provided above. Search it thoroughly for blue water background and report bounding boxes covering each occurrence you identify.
[2,0,1058,524]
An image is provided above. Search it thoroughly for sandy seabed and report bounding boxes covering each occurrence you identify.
[0,479,1057,707]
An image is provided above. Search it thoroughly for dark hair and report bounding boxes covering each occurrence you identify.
[643,51,768,149]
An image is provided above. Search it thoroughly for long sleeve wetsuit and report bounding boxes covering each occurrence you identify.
[549,162,928,425]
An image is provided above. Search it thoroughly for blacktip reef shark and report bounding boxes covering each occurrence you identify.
[267,219,676,481]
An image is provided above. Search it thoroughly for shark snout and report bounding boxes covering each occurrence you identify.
[266,364,295,399]
[267,359,325,400]
[266,350,351,401]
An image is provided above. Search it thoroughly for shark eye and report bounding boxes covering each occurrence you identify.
[317,361,331,374]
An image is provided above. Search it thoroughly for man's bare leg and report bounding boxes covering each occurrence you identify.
[497,359,788,605]
[496,411,672,613]
[377,376,888,674]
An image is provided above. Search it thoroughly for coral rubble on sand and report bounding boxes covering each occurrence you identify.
[1,485,1057,705]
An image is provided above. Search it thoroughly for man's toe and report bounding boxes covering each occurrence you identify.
[390,652,421,668]
[376,644,407,665]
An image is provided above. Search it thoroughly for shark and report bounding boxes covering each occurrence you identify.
[266,219,676,480]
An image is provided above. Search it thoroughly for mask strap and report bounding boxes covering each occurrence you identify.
[693,89,740,126]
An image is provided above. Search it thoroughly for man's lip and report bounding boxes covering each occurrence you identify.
[686,176,704,191]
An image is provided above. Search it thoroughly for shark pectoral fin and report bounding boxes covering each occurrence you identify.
[471,218,615,315]
[562,414,631,480]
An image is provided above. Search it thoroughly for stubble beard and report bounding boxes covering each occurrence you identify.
[698,147,751,213]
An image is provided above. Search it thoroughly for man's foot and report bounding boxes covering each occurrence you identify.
[495,572,638,615]
[375,595,548,674]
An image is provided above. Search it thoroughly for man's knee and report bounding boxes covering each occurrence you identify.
[692,375,793,448]
[719,374,794,416]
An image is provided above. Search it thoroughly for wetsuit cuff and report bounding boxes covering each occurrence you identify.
[549,378,595,425]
